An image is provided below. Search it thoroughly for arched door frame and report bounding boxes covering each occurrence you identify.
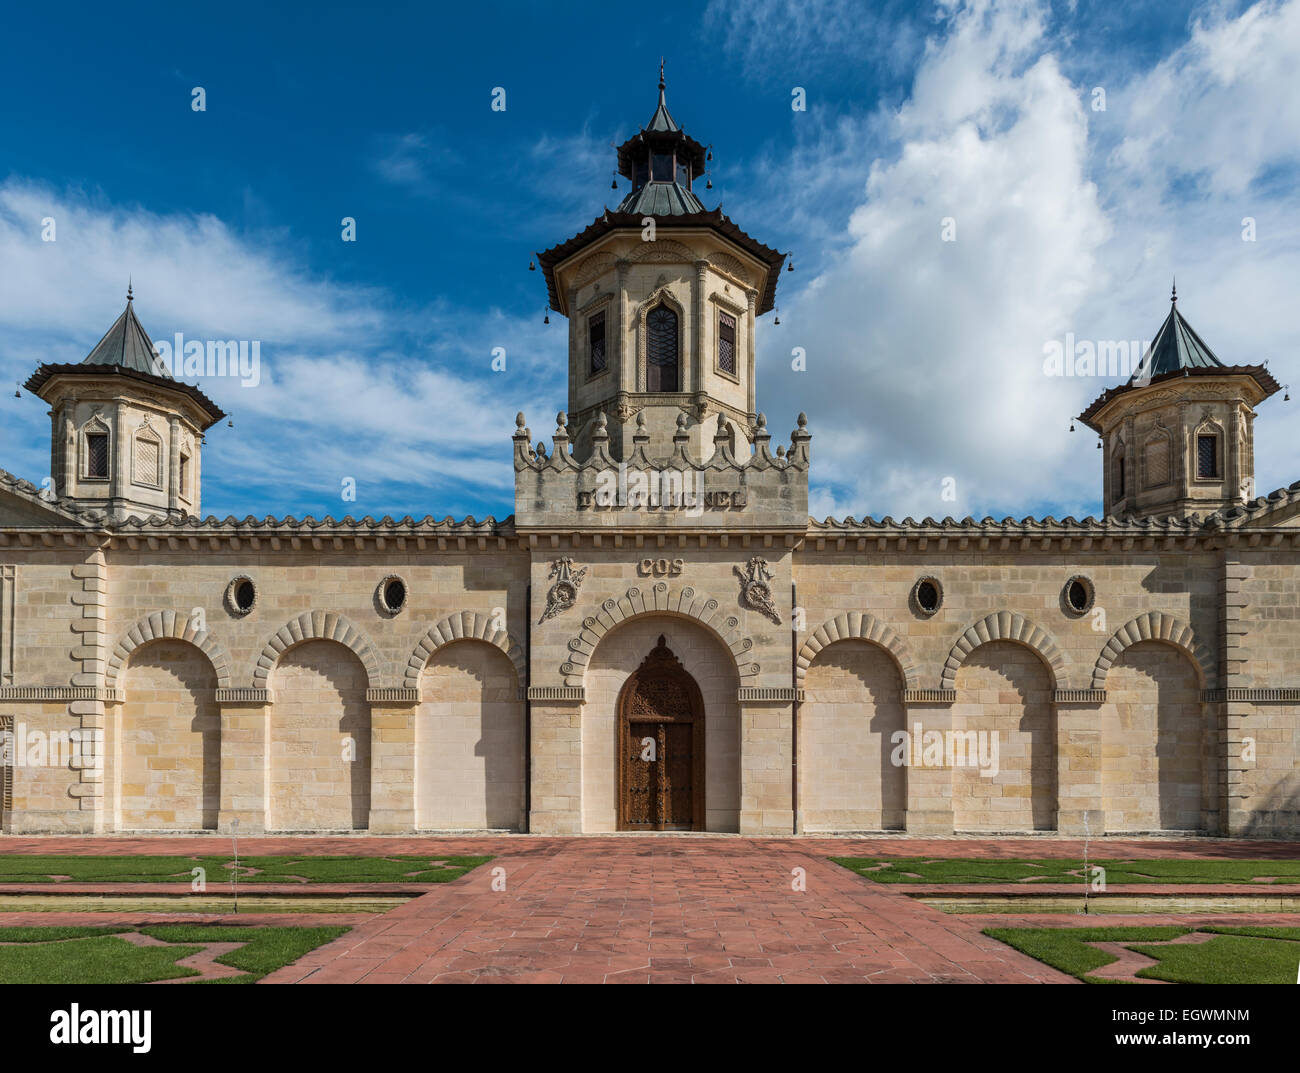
[616,635,705,831]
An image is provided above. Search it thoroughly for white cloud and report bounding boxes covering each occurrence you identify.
[0,179,565,518]
[755,0,1300,521]
[761,0,1109,521]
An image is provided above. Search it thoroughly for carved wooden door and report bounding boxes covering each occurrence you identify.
[617,636,704,831]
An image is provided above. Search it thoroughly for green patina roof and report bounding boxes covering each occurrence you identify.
[615,180,706,216]
[1129,287,1224,385]
[81,290,170,378]
[644,81,680,134]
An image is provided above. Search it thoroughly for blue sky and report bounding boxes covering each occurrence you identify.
[2,0,1297,522]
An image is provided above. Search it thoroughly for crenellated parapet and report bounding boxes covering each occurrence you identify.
[513,408,810,531]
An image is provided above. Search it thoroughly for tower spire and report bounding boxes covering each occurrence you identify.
[1171,277,1177,305]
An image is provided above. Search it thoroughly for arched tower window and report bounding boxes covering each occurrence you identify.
[1197,430,1221,479]
[1113,443,1127,501]
[646,304,679,392]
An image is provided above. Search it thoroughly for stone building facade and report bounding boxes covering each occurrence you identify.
[1,83,1297,839]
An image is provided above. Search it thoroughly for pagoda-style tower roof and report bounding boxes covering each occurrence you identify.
[24,287,226,428]
[537,66,786,316]
[1079,285,1279,432]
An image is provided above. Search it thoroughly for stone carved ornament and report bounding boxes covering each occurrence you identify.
[540,557,588,624]
[734,556,781,625]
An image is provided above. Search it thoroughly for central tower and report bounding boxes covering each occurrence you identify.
[537,67,786,462]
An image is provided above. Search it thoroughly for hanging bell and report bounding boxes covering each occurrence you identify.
[12,383,19,399]
[774,312,780,325]
[227,419,234,429]
[544,313,550,325]
[706,178,712,190]
[1069,420,1075,432]
[1096,440,1102,449]
[528,259,536,271]
[787,260,794,272]
[611,176,618,190]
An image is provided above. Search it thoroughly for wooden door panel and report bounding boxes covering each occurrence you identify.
[662,722,693,829]
[617,636,705,832]
[624,721,657,828]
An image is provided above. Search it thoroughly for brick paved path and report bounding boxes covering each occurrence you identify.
[258,839,1074,983]
[4,835,1298,984]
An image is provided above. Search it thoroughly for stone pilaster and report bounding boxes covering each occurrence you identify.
[616,260,631,397]
[368,690,417,833]
[70,550,108,831]
[216,689,271,834]
[167,415,182,512]
[738,694,794,835]
[1054,691,1105,835]
[528,697,583,834]
[1221,557,1251,835]
[901,696,955,835]
[692,259,707,396]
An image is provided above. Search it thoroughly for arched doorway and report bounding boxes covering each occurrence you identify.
[617,636,704,831]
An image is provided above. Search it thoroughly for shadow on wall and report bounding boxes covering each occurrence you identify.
[1240,777,1300,840]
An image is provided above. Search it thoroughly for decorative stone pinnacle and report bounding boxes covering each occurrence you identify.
[515,412,526,429]
[676,412,688,429]
[556,411,567,429]
[797,412,808,429]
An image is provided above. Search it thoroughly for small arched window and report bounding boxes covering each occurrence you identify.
[1113,446,1127,500]
[1197,432,1220,479]
[646,304,679,392]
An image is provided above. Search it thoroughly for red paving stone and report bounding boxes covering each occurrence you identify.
[3,834,1298,984]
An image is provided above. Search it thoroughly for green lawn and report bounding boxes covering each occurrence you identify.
[0,924,349,984]
[831,856,1300,885]
[0,854,491,884]
[984,925,1300,984]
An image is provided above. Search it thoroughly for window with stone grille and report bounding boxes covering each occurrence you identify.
[1114,450,1126,499]
[588,310,606,374]
[1144,435,1170,487]
[134,436,161,487]
[646,304,679,392]
[1197,434,1219,479]
[86,432,109,479]
[179,453,190,499]
[718,311,736,375]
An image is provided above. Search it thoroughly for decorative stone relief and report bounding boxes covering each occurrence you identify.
[540,557,587,624]
[733,556,781,625]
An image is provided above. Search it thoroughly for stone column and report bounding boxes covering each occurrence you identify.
[528,695,583,834]
[616,260,632,395]
[566,286,579,409]
[110,407,127,516]
[1054,692,1104,835]
[692,259,708,397]
[368,689,417,833]
[901,694,955,835]
[746,291,757,422]
[167,416,182,512]
[216,689,271,834]
[738,691,795,835]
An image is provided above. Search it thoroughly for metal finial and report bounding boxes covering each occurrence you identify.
[1171,278,1177,305]
[127,277,133,302]
[659,58,665,91]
